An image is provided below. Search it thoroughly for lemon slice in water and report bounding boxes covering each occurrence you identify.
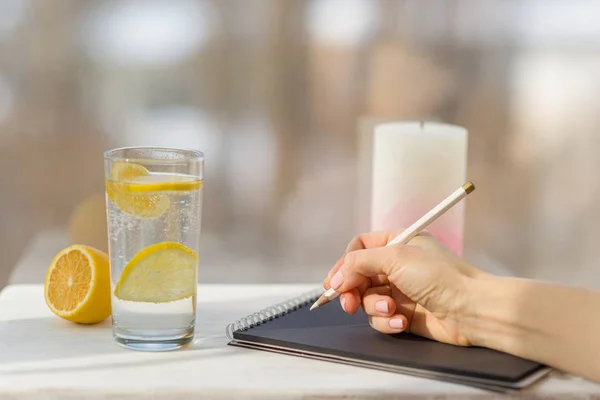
[106,163,171,218]
[126,173,202,193]
[114,242,198,303]
[106,163,203,218]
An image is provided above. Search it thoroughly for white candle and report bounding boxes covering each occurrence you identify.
[371,121,468,255]
[356,116,399,233]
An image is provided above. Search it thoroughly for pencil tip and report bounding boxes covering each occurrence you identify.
[309,303,318,311]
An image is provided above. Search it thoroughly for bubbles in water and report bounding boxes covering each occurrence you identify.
[105,173,202,345]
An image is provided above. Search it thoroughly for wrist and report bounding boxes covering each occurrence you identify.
[458,272,600,382]
[459,273,521,349]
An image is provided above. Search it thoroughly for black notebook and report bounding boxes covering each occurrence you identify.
[226,288,551,393]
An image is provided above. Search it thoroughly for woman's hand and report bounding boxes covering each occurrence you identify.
[325,230,600,383]
[323,230,485,346]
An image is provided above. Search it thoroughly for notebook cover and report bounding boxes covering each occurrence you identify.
[229,300,549,389]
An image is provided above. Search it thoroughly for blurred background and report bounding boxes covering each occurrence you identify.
[2,0,600,290]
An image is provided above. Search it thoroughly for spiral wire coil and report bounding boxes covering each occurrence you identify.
[225,288,324,339]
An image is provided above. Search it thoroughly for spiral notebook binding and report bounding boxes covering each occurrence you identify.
[225,288,324,340]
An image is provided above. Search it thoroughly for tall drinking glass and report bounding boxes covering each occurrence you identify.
[104,147,203,351]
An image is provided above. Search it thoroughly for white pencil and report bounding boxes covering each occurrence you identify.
[310,181,475,311]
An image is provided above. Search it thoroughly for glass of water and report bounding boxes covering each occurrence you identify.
[104,147,203,351]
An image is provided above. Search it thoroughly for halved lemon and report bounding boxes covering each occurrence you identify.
[44,244,111,324]
[114,242,198,303]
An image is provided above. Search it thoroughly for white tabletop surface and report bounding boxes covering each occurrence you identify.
[1,284,599,399]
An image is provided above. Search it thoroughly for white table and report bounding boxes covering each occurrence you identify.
[1,284,599,399]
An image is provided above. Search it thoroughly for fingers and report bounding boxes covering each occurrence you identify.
[325,230,434,316]
[324,230,398,289]
[344,230,402,253]
[370,274,389,287]
[360,284,409,334]
[369,314,408,334]
[329,246,406,293]
[322,254,345,289]
[334,277,390,316]
[339,288,361,314]
[362,287,414,334]
[339,276,373,314]
[362,286,396,316]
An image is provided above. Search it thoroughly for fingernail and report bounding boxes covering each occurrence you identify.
[375,300,389,314]
[330,270,344,290]
[340,295,347,312]
[389,318,404,329]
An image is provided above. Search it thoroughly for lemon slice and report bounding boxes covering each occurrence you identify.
[125,173,203,193]
[111,162,150,182]
[114,242,198,303]
[106,163,171,218]
[44,244,111,324]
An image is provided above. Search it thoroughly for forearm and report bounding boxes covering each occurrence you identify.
[463,274,600,382]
